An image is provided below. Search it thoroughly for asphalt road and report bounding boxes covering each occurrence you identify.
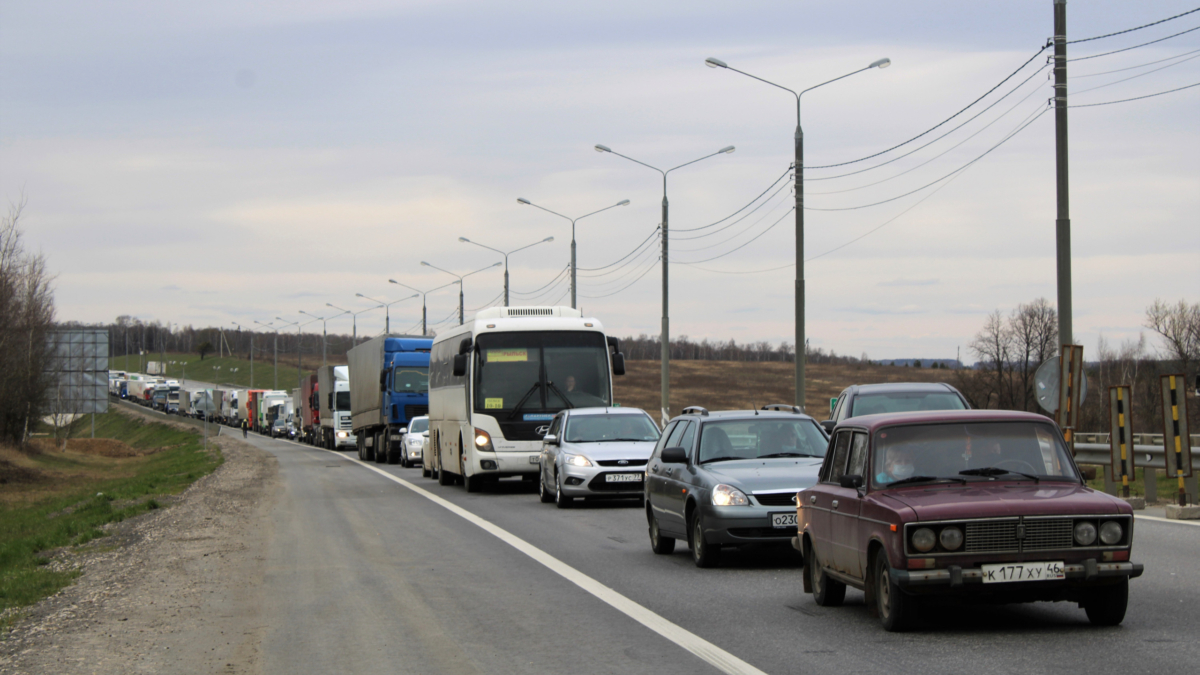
[238,431,1199,675]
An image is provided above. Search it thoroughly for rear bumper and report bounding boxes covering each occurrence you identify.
[893,560,1143,590]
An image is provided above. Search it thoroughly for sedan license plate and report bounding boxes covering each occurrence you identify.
[771,512,797,528]
[605,473,642,483]
[981,561,1065,583]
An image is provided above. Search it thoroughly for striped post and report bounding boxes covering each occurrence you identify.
[1161,374,1193,506]
[1109,385,1134,498]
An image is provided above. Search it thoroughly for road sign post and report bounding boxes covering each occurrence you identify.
[1160,374,1194,506]
[1056,344,1084,453]
[1108,385,1134,499]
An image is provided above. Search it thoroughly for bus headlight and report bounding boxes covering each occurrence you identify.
[473,428,494,453]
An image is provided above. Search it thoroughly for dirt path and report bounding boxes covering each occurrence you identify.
[0,409,280,675]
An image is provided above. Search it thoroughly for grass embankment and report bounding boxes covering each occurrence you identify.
[0,411,222,627]
[1085,466,1189,502]
[108,352,343,390]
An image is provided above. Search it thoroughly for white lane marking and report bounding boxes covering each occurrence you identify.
[1135,514,1200,528]
[307,444,769,675]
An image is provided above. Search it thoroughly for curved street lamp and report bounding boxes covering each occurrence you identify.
[594,144,735,425]
[458,235,554,306]
[356,292,419,334]
[705,55,889,411]
[388,278,462,336]
[516,198,629,309]
[420,261,503,325]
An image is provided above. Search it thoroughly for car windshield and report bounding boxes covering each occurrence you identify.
[564,414,660,443]
[394,366,428,393]
[409,418,428,433]
[871,421,1080,488]
[698,419,828,463]
[335,391,351,410]
[473,331,612,416]
[849,391,965,417]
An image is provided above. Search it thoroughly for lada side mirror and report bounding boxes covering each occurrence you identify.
[544,434,560,446]
[839,474,863,489]
[452,353,467,377]
[661,446,688,464]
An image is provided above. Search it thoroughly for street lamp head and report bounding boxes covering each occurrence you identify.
[720,146,736,154]
[705,57,728,69]
[594,144,611,153]
[543,236,555,242]
[458,236,469,242]
[388,279,398,284]
[491,262,502,268]
[517,198,531,205]
[617,199,631,206]
[355,293,364,298]
[870,57,891,69]
[420,261,431,267]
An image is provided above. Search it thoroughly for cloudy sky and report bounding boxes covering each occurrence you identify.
[2,0,1197,363]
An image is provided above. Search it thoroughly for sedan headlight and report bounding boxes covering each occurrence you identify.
[711,484,749,506]
[1074,521,1097,546]
[564,454,593,467]
[1099,521,1123,545]
[939,526,964,551]
[911,527,936,553]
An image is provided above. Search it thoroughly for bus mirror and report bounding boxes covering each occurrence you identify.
[612,352,626,376]
[453,353,468,377]
[458,337,473,355]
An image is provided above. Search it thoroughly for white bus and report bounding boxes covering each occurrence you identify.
[426,306,626,492]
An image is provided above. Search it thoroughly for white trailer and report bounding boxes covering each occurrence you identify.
[316,365,355,450]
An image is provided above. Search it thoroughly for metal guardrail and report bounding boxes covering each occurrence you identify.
[1073,442,1198,467]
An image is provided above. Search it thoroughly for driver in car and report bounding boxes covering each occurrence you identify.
[875,446,916,484]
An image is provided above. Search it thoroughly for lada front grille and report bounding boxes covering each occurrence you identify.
[1023,518,1075,551]
[965,520,1019,553]
[927,516,1105,556]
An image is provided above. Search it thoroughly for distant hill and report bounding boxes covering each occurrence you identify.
[880,359,962,369]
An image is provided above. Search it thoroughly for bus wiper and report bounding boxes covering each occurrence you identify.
[960,467,1040,483]
[545,380,575,409]
[507,382,542,420]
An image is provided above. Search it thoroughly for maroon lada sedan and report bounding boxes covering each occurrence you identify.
[796,409,1142,631]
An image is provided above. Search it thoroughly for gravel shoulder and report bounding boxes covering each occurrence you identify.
[0,411,280,675]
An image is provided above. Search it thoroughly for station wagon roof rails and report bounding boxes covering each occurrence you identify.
[681,406,709,416]
[761,404,802,414]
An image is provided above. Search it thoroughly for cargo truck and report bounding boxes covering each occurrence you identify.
[301,375,319,444]
[348,335,432,465]
[316,365,355,449]
[256,390,290,432]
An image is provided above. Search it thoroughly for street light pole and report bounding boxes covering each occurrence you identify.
[458,236,555,306]
[254,320,279,390]
[232,321,253,388]
[705,55,889,410]
[420,261,502,325]
[327,303,355,343]
[299,311,329,367]
[389,279,462,336]
[516,199,629,308]
[277,317,316,395]
[594,144,735,425]
[356,293,419,335]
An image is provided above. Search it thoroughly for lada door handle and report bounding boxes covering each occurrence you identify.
[832,500,839,509]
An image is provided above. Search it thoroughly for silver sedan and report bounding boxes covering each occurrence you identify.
[537,407,661,508]
[401,416,428,468]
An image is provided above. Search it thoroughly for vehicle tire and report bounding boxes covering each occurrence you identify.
[538,468,555,503]
[1084,578,1129,626]
[648,511,675,554]
[554,473,573,509]
[438,463,453,485]
[462,455,482,493]
[364,434,375,462]
[875,552,916,631]
[422,466,431,478]
[357,435,365,461]
[690,513,722,568]
[809,545,846,607]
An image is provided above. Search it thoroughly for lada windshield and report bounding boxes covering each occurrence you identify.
[872,421,1079,488]
[850,391,965,417]
[698,419,828,463]
[565,414,660,443]
[394,366,428,393]
[473,331,611,416]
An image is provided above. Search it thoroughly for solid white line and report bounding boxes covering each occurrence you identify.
[1135,514,1200,527]
[307,444,769,675]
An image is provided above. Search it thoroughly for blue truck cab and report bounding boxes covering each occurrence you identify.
[348,335,433,464]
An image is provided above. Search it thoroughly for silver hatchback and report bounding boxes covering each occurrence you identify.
[538,407,661,508]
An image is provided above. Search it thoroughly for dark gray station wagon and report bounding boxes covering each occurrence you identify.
[645,405,829,567]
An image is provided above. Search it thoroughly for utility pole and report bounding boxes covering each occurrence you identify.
[661,190,669,426]
[1054,0,1073,349]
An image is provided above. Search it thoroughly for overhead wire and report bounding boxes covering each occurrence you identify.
[1068,25,1200,62]
[673,207,794,264]
[1072,51,1200,96]
[672,166,793,233]
[468,289,505,312]
[1074,47,1200,78]
[1067,6,1200,44]
[576,231,660,277]
[673,177,793,241]
[578,257,660,299]
[1068,80,1200,107]
[579,245,660,289]
[576,226,660,271]
[672,196,793,252]
[510,264,569,295]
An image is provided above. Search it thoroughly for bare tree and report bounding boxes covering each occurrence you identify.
[969,310,1014,409]
[1145,299,1200,374]
[1009,298,1057,412]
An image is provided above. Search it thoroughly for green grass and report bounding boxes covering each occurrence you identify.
[0,412,222,629]
[1085,465,1189,502]
[109,352,321,391]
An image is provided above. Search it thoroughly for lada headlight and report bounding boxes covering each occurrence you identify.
[711,484,749,506]
[911,528,936,553]
[564,454,593,467]
[1074,521,1097,546]
[1099,521,1123,545]
[939,526,963,551]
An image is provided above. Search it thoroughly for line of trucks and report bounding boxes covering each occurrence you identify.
[107,335,433,462]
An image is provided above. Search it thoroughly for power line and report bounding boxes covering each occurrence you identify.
[1073,52,1200,96]
[579,246,660,288]
[673,177,792,241]
[510,264,569,295]
[1068,25,1200,62]
[1074,47,1200,78]
[468,289,504,312]
[1068,6,1200,44]
[1068,80,1200,107]
[578,257,660,299]
[576,226,660,271]
[673,207,794,264]
[672,196,792,252]
[673,165,793,232]
[576,231,660,277]
[807,46,1049,170]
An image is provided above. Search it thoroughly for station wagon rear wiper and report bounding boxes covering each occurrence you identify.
[884,475,967,487]
[960,467,1040,483]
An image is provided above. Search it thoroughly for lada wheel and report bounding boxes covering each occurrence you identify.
[690,514,721,568]
[875,553,915,631]
[555,473,573,509]
[538,470,554,503]
[808,545,846,607]
[648,511,675,554]
[1084,578,1129,626]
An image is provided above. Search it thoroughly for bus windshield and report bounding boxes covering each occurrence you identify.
[474,331,611,418]
[394,366,428,393]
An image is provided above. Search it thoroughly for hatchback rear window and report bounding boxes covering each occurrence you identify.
[850,392,965,417]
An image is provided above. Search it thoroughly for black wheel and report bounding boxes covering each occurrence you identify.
[463,455,482,493]
[422,465,431,478]
[375,433,387,464]
[555,473,573,509]
[1084,578,1129,626]
[648,510,675,554]
[875,552,915,631]
[809,544,846,607]
[357,435,365,461]
[438,462,453,485]
[690,513,721,568]
[538,467,555,503]
[384,431,398,465]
